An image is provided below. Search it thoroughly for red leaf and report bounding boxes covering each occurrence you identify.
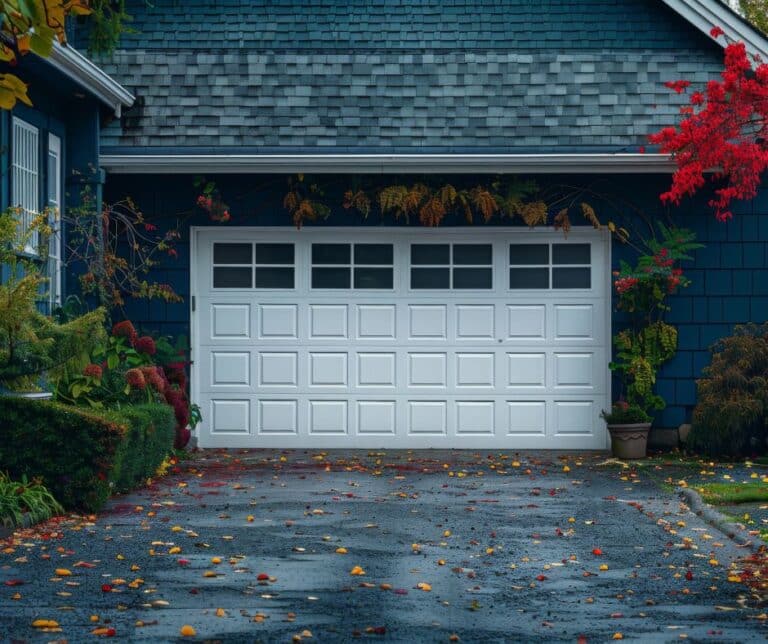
[592,548,603,556]
[4,579,24,586]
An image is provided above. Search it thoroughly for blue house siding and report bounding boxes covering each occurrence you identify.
[102,173,768,430]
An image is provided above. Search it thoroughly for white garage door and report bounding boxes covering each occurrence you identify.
[192,228,610,449]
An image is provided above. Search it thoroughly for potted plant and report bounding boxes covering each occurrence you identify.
[605,223,701,457]
[0,208,105,395]
[601,401,652,459]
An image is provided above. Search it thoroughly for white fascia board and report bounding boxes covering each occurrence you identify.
[662,0,768,60]
[46,42,135,116]
[99,153,674,174]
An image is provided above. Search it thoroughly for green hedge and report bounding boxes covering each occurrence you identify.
[0,397,175,511]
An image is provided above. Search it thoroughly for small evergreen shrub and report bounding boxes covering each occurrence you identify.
[689,323,768,457]
[601,402,652,425]
[0,397,174,511]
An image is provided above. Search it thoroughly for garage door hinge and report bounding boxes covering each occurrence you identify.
[191,296,196,312]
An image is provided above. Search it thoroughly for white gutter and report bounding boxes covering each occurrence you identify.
[99,153,675,174]
[662,0,768,61]
[46,42,134,116]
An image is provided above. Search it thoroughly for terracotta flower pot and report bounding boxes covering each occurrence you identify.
[607,423,651,459]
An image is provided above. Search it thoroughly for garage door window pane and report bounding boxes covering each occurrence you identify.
[454,267,492,289]
[553,267,591,289]
[355,244,393,265]
[354,267,393,289]
[214,243,252,264]
[312,244,351,264]
[510,244,548,265]
[509,268,549,289]
[411,244,449,265]
[411,267,450,289]
[256,243,294,264]
[312,267,351,289]
[453,244,492,265]
[255,267,294,288]
[214,266,252,288]
[553,243,590,265]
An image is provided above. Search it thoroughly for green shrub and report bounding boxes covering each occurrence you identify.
[0,397,175,511]
[0,472,64,529]
[601,402,652,425]
[689,323,768,457]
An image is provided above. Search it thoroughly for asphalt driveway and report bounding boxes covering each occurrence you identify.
[1,450,766,642]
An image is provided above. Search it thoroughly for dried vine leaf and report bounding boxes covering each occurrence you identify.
[343,190,371,217]
[470,187,499,223]
[553,208,571,236]
[403,184,429,217]
[419,197,447,227]
[283,191,299,213]
[457,193,473,224]
[521,201,548,228]
[581,202,601,229]
[379,185,409,218]
[437,184,458,208]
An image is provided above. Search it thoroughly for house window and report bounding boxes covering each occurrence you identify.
[11,117,40,254]
[212,242,297,289]
[410,243,492,290]
[47,133,62,308]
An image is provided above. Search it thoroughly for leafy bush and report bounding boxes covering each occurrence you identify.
[0,472,64,529]
[53,320,197,449]
[689,323,768,457]
[0,396,174,511]
[601,402,652,425]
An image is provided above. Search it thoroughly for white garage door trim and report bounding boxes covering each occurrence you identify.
[191,227,611,449]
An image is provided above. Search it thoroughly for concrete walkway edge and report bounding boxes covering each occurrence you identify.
[678,486,764,554]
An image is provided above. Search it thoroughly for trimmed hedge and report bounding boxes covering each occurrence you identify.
[0,397,175,511]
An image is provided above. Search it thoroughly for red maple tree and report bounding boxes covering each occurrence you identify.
[650,27,768,221]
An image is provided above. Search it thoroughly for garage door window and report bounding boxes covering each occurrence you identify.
[213,242,296,289]
[213,243,252,288]
[509,243,591,290]
[411,243,492,290]
[311,243,393,289]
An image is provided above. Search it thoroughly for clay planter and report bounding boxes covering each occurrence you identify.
[607,423,651,459]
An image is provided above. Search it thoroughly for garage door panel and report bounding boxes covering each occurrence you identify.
[408,353,447,387]
[211,351,251,387]
[309,304,349,339]
[456,305,495,340]
[456,353,495,387]
[259,304,298,339]
[207,303,252,341]
[258,399,298,436]
[195,230,609,449]
[258,352,298,387]
[357,304,396,339]
[409,305,447,339]
[506,304,547,340]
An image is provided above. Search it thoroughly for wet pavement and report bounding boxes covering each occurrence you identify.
[1,450,766,642]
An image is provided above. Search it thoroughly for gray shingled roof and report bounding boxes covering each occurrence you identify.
[93,0,725,153]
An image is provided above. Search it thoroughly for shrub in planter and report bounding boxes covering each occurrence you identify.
[0,396,175,511]
[689,323,768,457]
[0,472,64,529]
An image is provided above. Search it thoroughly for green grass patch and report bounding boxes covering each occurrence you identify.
[696,482,768,505]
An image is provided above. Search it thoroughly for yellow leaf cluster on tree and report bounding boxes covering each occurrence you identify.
[0,0,91,109]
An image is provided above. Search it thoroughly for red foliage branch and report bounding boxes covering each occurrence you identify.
[650,28,768,221]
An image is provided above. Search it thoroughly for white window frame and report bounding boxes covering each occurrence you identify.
[11,117,40,254]
[47,133,63,308]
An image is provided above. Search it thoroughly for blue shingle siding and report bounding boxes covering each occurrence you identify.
[88,0,723,152]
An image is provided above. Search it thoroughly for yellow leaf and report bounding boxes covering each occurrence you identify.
[55,568,72,577]
[180,624,196,636]
[350,565,365,576]
[335,547,348,554]
[416,582,432,591]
